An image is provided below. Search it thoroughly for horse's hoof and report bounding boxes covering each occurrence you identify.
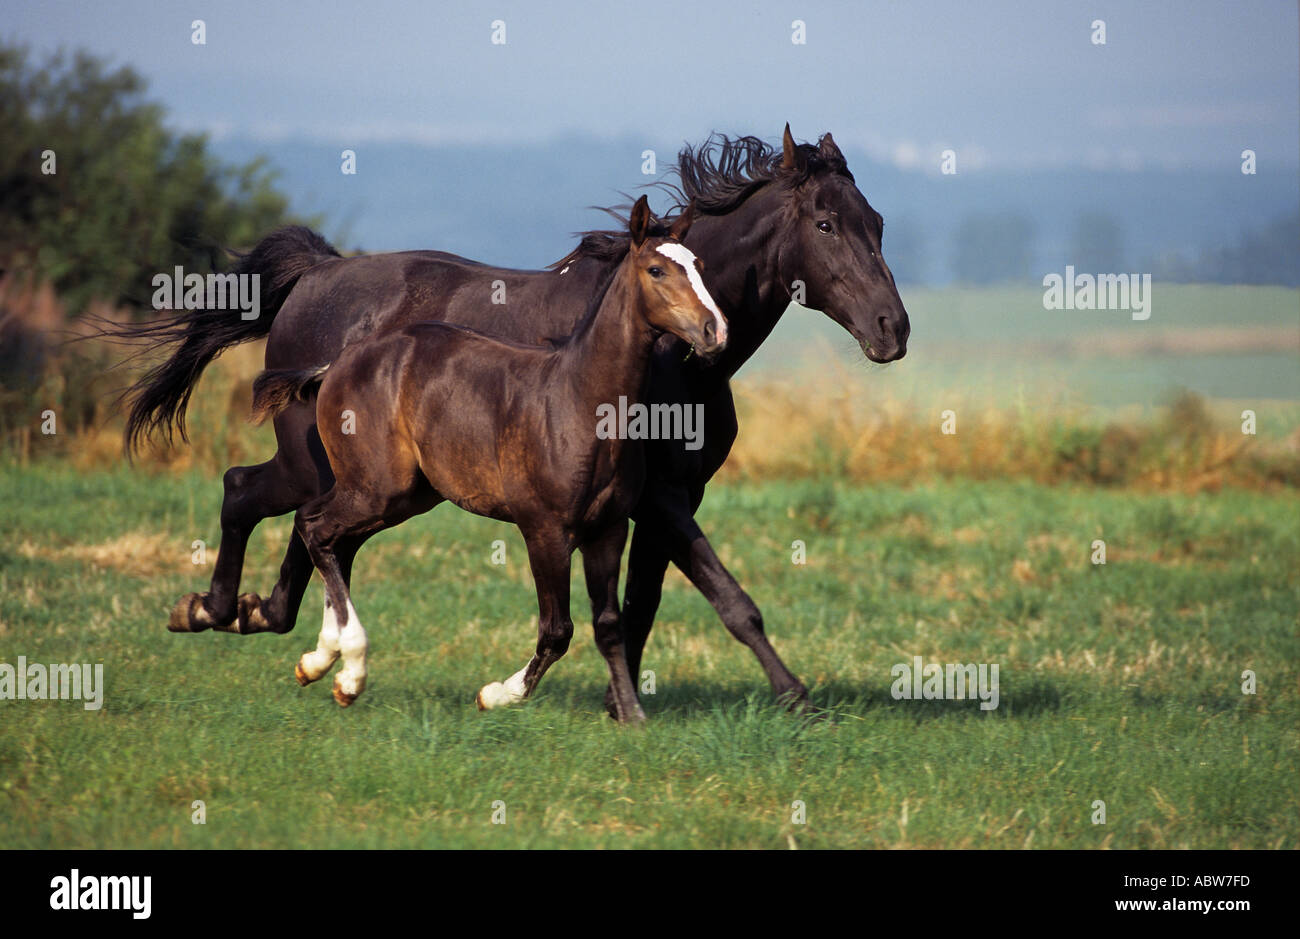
[780,688,826,721]
[295,660,315,686]
[332,677,358,707]
[228,593,271,634]
[168,593,214,633]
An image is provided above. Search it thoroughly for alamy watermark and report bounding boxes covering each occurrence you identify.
[1042,266,1151,321]
[595,396,705,451]
[890,656,999,710]
[151,266,260,321]
[0,656,104,710]
[49,869,150,919]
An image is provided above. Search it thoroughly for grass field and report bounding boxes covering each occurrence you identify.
[1,466,1296,848]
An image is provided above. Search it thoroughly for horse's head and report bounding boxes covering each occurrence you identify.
[626,195,728,360]
[772,125,910,363]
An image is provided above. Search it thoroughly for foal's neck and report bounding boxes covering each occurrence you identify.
[558,261,656,406]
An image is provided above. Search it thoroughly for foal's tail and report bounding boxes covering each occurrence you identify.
[97,226,341,456]
[249,365,330,425]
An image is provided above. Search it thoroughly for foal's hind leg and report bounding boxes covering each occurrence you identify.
[581,521,645,724]
[476,527,575,711]
[294,533,368,688]
[294,501,387,707]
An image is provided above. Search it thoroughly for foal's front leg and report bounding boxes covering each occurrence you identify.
[582,521,645,723]
[476,527,575,711]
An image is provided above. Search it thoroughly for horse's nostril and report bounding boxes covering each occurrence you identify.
[704,321,716,342]
[876,315,894,340]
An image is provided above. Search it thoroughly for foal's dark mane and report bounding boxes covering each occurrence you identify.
[548,132,854,271]
[548,219,675,350]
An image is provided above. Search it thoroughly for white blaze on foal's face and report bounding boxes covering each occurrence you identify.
[654,242,728,345]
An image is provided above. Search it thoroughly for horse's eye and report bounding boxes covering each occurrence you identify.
[648,266,665,278]
[816,220,834,235]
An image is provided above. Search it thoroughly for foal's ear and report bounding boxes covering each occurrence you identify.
[668,200,695,242]
[629,194,652,246]
[781,123,805,171]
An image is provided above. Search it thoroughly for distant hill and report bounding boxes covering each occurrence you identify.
[208,135,1300,286]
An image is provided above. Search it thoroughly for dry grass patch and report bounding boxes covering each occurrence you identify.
[17,530,190,577]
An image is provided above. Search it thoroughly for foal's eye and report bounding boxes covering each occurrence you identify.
[648,266,665,278]
[816,220,834,235]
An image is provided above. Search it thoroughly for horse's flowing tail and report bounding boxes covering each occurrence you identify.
[249,365,330,425]
[99,226,341,455]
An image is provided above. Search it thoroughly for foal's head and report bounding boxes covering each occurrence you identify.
[624,195,727,359]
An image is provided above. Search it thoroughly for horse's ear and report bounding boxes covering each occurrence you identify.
[781,123,804,171]
[818,132,843,162]
[669,200,695,242]
[629,195,651,246]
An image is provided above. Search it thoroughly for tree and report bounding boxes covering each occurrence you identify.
[1068,212,1124,273]
[0,43,304,314]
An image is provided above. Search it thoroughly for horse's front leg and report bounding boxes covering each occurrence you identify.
[625,483,812,713]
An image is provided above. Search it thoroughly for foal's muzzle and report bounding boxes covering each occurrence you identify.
[693,319,727,361]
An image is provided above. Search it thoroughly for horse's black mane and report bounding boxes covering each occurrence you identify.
[548,132,852,270]
[663,131,853,213]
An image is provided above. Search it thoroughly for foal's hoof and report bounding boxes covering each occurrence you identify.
[168,593,219,633]
[618,704,648,725]
[476,682,510,710]
[294,660,315,687]
[332,677,358,708]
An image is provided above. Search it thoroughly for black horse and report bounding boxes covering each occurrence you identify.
[250,198,723,721]
[120,126,910,714]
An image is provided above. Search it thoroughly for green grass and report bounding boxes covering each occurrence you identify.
[1,466,1297,848]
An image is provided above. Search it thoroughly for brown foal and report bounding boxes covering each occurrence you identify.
[250,197,726,722]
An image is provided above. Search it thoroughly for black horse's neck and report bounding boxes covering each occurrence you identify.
[683,185,794,385]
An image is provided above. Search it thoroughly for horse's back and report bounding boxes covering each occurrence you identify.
[268,248,595,369]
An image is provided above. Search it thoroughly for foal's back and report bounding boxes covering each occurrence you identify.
[318,320,589,525]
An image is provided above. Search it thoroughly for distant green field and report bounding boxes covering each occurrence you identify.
[2,467,1296,848]
[744,284,1300,414]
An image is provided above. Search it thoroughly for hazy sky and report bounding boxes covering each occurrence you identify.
[7,0,1298,171]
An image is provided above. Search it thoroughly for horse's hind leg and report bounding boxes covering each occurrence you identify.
[238,529,314,635]
[581,521,645,724]
[476,527,575,711]
[221,404,332,635]
[169,457,300,633]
